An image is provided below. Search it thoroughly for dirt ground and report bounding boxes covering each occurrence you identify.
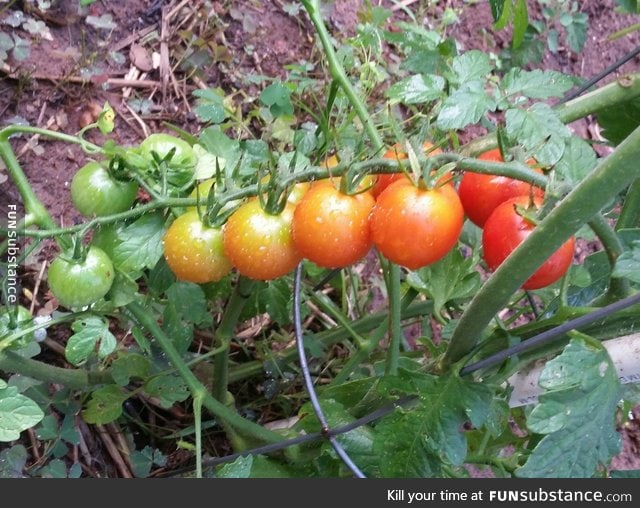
[1,0,639,475]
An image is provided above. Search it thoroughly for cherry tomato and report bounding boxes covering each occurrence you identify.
[47,246,115,309]
[372,141,443,198]
[458,148,545,228]
[292,181,375,268]
[0,305,34,349]
[162,210,233,284]
[71,161,138,217]
[223,200,301,280]
[319,155,375,194]
[370,179,464,270]
[482,196,575,290]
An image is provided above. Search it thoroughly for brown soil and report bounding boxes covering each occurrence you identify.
[1,0,639,476]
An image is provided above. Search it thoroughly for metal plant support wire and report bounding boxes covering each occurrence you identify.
[292,262,367,478]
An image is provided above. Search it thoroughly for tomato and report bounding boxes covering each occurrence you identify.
[482,196,575,290]
[370,179,464,270]
[47,246,115,309]
[372,141,443,198]
[0,305,34,349]
[292,181,375,268]
[319,155,375,194]
[139,133,197,168]
[162,210,233,284]
[223,200,301,280]
[458,148,545,228]
[71,161,138,217]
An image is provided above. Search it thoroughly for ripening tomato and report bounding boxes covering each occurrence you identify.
[163,211,233,283]
[458,148,545,228]
[482,196,575,290]
[292,181,375,268]
[372,141,443,198]
[318,155,375,194]
[370,179,464,270]
[223,200,301,280]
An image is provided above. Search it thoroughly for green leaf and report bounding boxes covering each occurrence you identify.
[374,370,493,475]
[614,0,639,13]
[512,0,529,48]
[561,12,588,53]
[502,68,574,100]
[82,385,129,425]
[450,50,493,85]
[112,212,165,273]
[65,317,117,366]
[505,103,571,165]
[406,248,481,317]
[0,386,44,442]
[612,240,640,283]
[0,444,27,477]
[385,74,445,104]
[491,0,510,29]
[130,446,167,478]
[85,14,117,30]
[260,82,294,118]
[144,375,190,408]
[11,35,30,61]
[596,98,640,146]
[97,102,115,134]
[110,353,152,386]
[554,136,598,187]
[216,455,253,478]
[166,282,211,327]
[516,336,623,478]
[437,81,497,130]
[193,88,228,124]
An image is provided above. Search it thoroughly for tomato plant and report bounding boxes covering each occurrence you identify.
[47,246,115,309]
[223,200,301,280]
[70,161,139,218]
[482,196,576,290]
[139,133,197,168]
[370,178,464,270]
[292,180,375,269]
[163,210,233,284]
[0,305,34,349]
[458,148,545,228]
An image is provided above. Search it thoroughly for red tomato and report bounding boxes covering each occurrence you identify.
[223,200,301,280]
[163,210,233,283]
[372,141,443,198]
[458,148,545,228]
[370,179,464,270]
[482,196,575,290]
[292,181,375,268]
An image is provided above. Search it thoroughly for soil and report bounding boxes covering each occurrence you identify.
[1,0,639,476]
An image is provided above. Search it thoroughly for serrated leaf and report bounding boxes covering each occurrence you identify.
[505,103,570,165]
[516,336,622,478]
[216,455,253,478]
[65,317,117,366]
[110,353,151,386]
[562,12,588,52]
[144,375,189,408]
[406,248,481,317]
[437,80,497,130]
[0,387,44,442]
[193,88,227,124]
[112,212,165,273]
[260,82,293,118]
[385,74,445,104]
[612,240,640,283]
[502,68,574,100]
[166,282,211,327]
[554,136,598,187]
[82,385,129,424]
[596,98,640,146]
[450,50,493,85]
[374,371,493,475]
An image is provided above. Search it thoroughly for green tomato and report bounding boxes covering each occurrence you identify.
[47,246,115,309]
[0,305,34,349]
[71,161,139,218]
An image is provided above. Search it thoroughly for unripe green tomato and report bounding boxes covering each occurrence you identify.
[139,133,197,169]
[47,246,115,309]
[71,161,138,217]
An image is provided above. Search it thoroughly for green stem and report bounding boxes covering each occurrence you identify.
[300,0,384,152]
[617,178,640,230]
[193,393,203,478]
[212,277,254,402]
[384,263,402,376]
[125,302,281,446]
[443,125,640,368]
